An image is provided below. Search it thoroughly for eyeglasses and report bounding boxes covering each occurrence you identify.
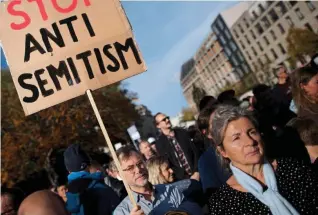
[122,161,145,174]
[157,116,170,124]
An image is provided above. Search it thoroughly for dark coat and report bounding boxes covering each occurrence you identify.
[155,128,199,181]
[104,175,127,200]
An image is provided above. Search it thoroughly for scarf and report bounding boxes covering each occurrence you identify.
[230,161,299,215]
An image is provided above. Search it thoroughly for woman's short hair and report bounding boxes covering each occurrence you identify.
[146,156,169,185]
[211,105,259,167]
[287,117,318,146]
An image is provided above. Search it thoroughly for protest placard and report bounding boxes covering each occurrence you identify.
[1,0,147,207]
[0,0,146,115]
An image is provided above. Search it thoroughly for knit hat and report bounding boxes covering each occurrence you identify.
[63,144,91,172]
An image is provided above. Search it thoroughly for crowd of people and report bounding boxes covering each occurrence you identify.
[1,54,318,215]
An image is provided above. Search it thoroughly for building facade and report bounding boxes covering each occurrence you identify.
[181,1,318,110]
[180,58,204,112]
[211,2,258,95]
[231,1,318,84]
[194,32,235,97]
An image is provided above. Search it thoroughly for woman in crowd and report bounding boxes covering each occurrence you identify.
[208,105,318,215]
[290,54,318,124]
[146,156,174,185]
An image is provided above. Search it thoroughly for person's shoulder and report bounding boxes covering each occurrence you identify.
[67,178,92,193]
[276,157,308,168]
[276,157,316,177]
[208,185,229,210]
[113,196,131,215]
[174,127,188,134]
[89,180,120,201]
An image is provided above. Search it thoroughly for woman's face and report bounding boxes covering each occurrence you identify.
[302,73,318,103]
[218,117,264,168]
[160,162,174,183]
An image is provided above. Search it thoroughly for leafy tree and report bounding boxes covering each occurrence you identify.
[181,108,195,122]
[192,84,206,110]
[286,27,318,68]
[1,71,140,186]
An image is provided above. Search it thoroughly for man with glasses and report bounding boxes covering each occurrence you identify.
[154,113,199,181]
[113,146,203,215]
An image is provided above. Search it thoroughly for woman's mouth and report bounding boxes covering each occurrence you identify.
[246,148,259,157]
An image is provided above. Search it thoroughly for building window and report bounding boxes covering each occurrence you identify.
[238,52,244,62]
[224,46,231,57]
[245,35,251,44]
[306,1,316,11]
[261,16,271,28]
[263,35,270,45]
[225,29,232,39]
[238,24,244,33]
[278,43,286,54]
[250,30,256,39]
[247,51,252,60]
[305,23,314,32]
[232,55,239,66]
[240,40,246,49]
[295,8,304,20]
[258,58,264,67]
[257,42,264,51]
[288,1,298,8]
[286,16,294,27]
[258,4,265,13]
[271,48,278,60]
[243,18,250,28]
[229,41,237,51]
[242,63,250,74]
[276,2,288,16]
[213,25,220,35]
[217,19,224,30]
[270,30,277,40]
[278,23,285,34]
[219,35,226,45]
[269,9,279,23]
[255,23,264,35]
[233,29,239,38]
[252,11,258,21]
[264,53,270,63]
[252,46,258,56]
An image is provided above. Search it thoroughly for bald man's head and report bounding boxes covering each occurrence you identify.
[18,190,68,215]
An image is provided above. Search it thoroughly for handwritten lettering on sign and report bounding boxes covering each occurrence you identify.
[0,0,146,115]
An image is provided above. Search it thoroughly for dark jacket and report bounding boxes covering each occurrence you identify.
[67,172,120,215]
[198,146,230,193]
[155,128,199,181]
[272,82,292,109]
[104,175,127,200]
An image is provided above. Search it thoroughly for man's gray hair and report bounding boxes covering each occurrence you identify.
[211,105,259,147]
[116,145,142,163]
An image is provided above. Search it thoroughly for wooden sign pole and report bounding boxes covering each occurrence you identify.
[86,90,137,207]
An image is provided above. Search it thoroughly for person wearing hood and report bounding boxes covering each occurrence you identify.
[64,144,120,215]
